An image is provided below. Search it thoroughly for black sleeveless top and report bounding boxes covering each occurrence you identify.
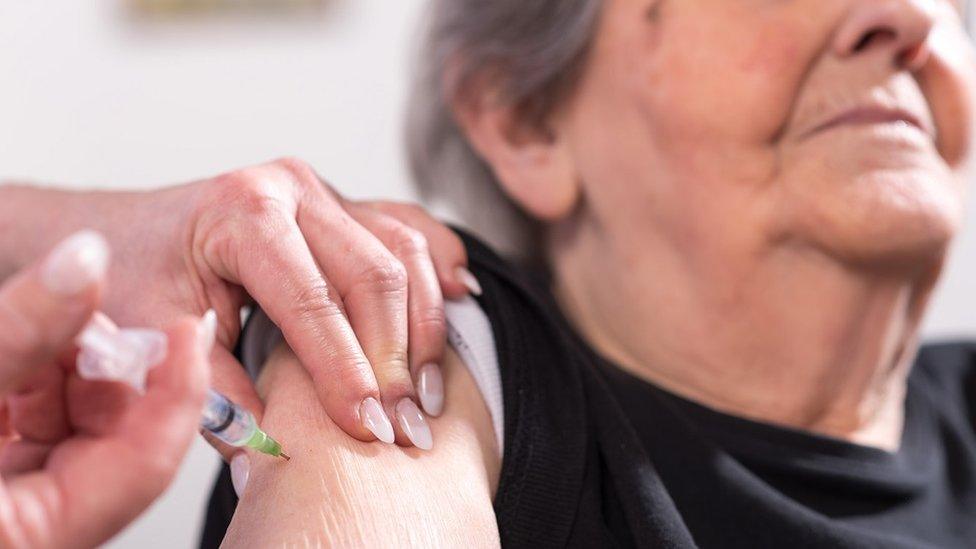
[201,231,976,548]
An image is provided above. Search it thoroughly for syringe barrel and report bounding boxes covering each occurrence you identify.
[201,389,257,447]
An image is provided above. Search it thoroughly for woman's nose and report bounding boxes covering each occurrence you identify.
[833,0,937,70]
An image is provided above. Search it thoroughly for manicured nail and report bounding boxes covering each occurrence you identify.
[395,398,433,450]
[455,266,482,296]
[360,397,395,444]
[198,309,218,355]
[230,453,250,498]
[417,363,444,416]
[42,230,110,295]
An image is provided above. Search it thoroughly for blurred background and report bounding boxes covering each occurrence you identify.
[1,1,975,547]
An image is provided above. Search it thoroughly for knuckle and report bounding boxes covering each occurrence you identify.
[356,258,408,294]
[412,305,447,339]
[291,281,344,322]
[238,188,288,220]
[213,172,289,219]
[388,224,428,258]
[214,169,258,194]
[272,157,321,192]
[202,205,287,265]
[273,156,311,175]
[376,348,411,374]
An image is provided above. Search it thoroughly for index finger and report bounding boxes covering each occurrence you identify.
[209,214,393,444]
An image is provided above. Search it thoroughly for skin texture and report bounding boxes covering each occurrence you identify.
[222,345,500,547]
[455,0,976,449]
[0,235,209,549]
[0,159,471,455]
[218,0,974,543]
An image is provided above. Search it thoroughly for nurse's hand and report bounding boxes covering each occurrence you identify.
[0,158,473,455]
[0,231,209,549]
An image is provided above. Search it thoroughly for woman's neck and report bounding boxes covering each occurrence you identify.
[550,221,943,451]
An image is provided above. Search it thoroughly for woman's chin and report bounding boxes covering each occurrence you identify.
[812,207,960,271]
[828,225,955,270]
[783,171,964,270]
[775,131,966,269]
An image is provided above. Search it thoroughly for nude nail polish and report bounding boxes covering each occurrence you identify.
[42,230,110,295]
[360,397,395,444]
[396,398,433,450]
[198,309,218,355]
[417,363,444,416]
[230,453,250,498]
[455,266,483,296]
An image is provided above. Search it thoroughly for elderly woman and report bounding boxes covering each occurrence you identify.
[201,0,976,546]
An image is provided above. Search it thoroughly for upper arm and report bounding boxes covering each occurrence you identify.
[221,344,501,547]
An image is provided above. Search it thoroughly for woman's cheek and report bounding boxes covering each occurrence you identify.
[648,16,814,146]
[729,15,827,143]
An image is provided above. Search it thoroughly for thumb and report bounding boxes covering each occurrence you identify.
[0,230,108,395]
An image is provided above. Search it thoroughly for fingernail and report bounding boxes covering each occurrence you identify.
[230,453,250,498]
[417,363,444,416]
[42,230,110,295]
[198,309,218,355]
[395,398,433,450]
[360,397,395,444]
[455,267,482,296]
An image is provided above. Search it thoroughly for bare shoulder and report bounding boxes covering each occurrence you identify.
[221,345,501,547]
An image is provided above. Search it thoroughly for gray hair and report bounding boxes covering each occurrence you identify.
[406,0,602,259]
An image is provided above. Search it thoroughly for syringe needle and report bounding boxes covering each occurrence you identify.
[280,452,291,461]
[201,389,292,460]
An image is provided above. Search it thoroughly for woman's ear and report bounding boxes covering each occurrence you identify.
[451,77,581,221]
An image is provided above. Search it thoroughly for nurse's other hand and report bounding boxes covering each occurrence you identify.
[14,158,471,455]
[0,231,209,549]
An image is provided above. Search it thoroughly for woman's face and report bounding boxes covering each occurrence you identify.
[559,0,976,266]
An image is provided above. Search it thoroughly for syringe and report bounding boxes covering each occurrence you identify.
[201,388,290,460]
[75,310,290,461]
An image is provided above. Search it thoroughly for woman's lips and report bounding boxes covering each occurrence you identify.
[799,105,934,140]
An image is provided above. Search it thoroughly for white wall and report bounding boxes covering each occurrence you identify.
[1,2,974,548]
[0,0,423,200]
